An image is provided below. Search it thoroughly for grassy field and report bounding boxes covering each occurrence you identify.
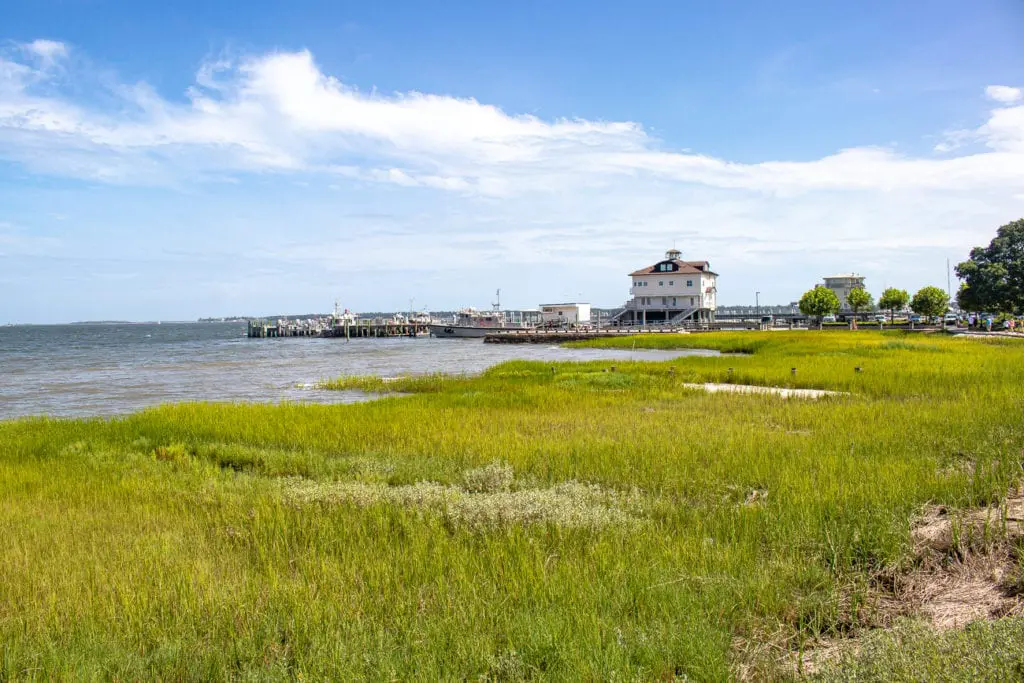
[1,331,1022,680]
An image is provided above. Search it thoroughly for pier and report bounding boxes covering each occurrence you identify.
[247,319,430,339]
[483,328,695,343]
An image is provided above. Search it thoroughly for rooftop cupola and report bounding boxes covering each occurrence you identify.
[665,248,682,260]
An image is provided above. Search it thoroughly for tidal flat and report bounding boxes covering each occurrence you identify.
[1,331,1022,680]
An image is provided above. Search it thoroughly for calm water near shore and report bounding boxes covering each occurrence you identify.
[0,322,717,419]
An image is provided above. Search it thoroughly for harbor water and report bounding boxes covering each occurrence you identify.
[0,322,717,419]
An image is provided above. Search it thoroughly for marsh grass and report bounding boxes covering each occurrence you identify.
[282,474,642,530]
[1,332,1023,679]
[318,372,465,393]
[811,618,1024,681]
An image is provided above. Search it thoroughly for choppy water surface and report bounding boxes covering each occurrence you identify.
[0,322,717,419]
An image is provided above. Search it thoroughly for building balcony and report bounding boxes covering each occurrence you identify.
[626,298,713,311]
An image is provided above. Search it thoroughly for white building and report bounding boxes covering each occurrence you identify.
[822,274,866,310]
[540,303,591,327]
[617,249,718,325]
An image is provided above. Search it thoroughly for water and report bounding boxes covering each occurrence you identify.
[0,322,717,419]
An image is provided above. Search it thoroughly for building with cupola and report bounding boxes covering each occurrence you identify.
[613,249,718,325]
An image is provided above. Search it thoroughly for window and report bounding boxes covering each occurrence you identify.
[672,297,677,306]
[658,281,663,286]
[644,281,648,286]
[668,280,674,286]
[686,280,693,287]
[662,297,668,305]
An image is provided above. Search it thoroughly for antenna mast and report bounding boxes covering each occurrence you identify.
[946,258,952,301]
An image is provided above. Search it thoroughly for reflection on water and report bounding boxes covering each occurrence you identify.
[0,322,717,419]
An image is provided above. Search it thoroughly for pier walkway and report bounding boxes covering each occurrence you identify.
[247,320,429,339]
[483,328,695,344]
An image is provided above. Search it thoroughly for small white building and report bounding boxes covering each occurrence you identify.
[540,303,591,327]
[618,249,718,325]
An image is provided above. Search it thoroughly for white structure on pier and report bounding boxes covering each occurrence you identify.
[617,249,718,325]
[540,303,591,327]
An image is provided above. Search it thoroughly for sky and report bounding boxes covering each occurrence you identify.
[1,0,1023,323]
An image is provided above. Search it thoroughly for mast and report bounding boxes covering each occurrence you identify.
[946,258,952,302]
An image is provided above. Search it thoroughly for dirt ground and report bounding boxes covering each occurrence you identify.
[772,489,1024,678]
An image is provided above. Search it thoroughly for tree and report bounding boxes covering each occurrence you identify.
[955,218,1024,314]
[799,285,841,329]
[846,287,873,327]
[956,282,983,315]
[910,286,950,322]
[878,288,910,324]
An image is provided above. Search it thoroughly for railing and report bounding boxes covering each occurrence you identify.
[668,307,699,325]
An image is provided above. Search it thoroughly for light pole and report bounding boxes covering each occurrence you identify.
[755,291,760,318]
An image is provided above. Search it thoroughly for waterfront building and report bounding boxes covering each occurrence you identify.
[539,303,591,327]
[618,249,718,325]
[822,273,866,310]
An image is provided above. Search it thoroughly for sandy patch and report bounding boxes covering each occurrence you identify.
[785,489,1024,677]
[683,382,846,399]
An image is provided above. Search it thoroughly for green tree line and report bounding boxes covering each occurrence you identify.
[794,218,1024,328]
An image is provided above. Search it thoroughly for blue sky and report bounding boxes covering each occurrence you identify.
[1,0,1023,322]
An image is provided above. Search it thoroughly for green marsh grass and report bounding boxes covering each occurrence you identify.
[1,331,1022,679]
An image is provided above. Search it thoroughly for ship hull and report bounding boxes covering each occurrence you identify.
[428,324,493,338]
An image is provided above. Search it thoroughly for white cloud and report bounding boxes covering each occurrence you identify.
[985,85,1022,104]
[0,44,1021,199]
[23,39,67,63]
[0,41,1023,314]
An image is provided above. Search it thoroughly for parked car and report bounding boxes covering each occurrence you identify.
[909,314,924,324]
[874,314,887,323]
[943,313,958,326]
[822,314,837,324]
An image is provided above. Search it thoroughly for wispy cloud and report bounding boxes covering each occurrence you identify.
[1,40,1023,320]
[985,85,1023,104]
[1,42,1021,198]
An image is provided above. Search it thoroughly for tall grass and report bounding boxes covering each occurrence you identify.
[0,331,1022,680]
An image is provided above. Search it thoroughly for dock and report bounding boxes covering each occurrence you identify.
[247,319,430,339]
[483,328,695,343]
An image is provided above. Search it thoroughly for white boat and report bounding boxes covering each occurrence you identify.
[428,308,507,338]
[410,311,433,325]
[330,301,358,326]
[429,290,532,338]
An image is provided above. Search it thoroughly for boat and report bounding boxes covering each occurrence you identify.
[330,301,358,325]
[429,290,532,338]
[409,311,433,325]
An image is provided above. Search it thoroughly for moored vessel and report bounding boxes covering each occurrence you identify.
[429,290,532,338]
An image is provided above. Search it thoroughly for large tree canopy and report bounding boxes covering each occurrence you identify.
[955,218,1024,314]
